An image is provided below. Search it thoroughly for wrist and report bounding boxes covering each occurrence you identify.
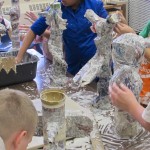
[17,50,24,60]
[128,101,144,119]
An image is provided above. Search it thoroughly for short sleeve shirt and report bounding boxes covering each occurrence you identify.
[139,20,150,105]
[139,20,150,38]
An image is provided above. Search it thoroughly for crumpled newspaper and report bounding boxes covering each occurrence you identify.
[111,33,150,98]
[110,33,150,138]
[73,55,104,87]
[39,2,67,30]
[112,33,149,70]
[39,2,68,86]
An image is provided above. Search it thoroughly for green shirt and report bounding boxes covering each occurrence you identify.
[139,20,150,38]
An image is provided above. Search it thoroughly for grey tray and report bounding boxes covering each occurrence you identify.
[0,51,39,87]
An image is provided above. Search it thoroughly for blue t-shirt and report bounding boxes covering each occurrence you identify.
[31,0,108,75]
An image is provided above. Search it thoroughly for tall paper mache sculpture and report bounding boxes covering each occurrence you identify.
[6,0,21,51]
[0,1,6,41]
[39,2,67,86]
[110,33,150,138]
[0,1,17,74]
[73,9,120,104]
[5,0,31,50]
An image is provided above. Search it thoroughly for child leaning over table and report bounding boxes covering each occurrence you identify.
[0,89,38,150]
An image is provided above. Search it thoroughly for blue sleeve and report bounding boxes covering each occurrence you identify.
[31,16,49,36]
[96,0,108,19]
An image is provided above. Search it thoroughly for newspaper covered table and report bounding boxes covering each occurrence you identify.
[28,89,150,150]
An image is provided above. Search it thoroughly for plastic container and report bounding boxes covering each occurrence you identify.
[0,50,38,87]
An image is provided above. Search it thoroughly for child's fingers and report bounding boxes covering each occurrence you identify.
[119,83,129,92]
[25,14,30,18]
[109,86,117,105]
[111,83,124,95]
[19,25,30,28]
[90,25,96,33]
[19,25,30,31]
[116,10,122,15]
[24,17,34,23]
[114,25,121,35]
[109,85,118,99]
[116,22,124,28]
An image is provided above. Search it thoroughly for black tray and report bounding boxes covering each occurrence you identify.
[0,51,39,87]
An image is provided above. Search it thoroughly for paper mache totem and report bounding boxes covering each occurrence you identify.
[8,0,20,51]
[5,0,31,51]
[0,1,17,74]
[110,33,150,138]
[73,9,120,104]
[39,2,67,86]
[0,1,6,39]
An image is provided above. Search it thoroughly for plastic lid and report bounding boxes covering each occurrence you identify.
[40,89,65,106]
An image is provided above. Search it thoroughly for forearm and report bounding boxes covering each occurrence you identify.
[42,29,50,39]
[17,29,36,59]
[129,102,150,131]
[144,48,150,61]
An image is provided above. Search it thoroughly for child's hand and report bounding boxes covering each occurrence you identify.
[116,11,127,25]
[24,11,38,23]
[19,25,30,31]
[90,23,96,33]
[109,83,138,113]
[15,56,22,64]
[114,23,136,36]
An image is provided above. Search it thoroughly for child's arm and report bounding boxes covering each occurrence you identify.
[16,29,36,63]
[109,83,150,131]
[114,23,136,36]
[24,11,38,23]
[41,29,50,39]
[144,48,150,62]
[16,14,49,63]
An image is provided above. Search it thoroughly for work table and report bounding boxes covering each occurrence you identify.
[1,49,150,150]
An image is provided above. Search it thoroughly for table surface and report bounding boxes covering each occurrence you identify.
[1,49,150,150]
